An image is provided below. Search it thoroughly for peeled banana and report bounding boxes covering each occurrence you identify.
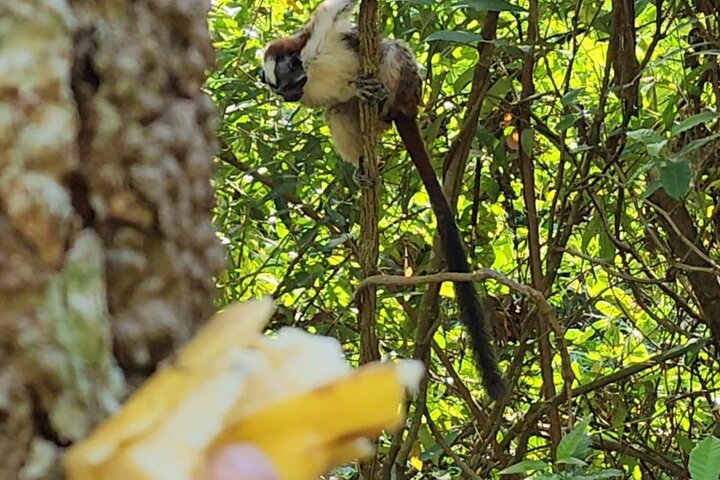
[64,297,423,480]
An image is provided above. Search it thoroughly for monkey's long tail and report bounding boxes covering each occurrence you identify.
[394,115,507,401]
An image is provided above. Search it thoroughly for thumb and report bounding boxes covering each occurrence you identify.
[203,444,279,480]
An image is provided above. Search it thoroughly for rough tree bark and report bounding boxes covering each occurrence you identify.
[0,1,224,478]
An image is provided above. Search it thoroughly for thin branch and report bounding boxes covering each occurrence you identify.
[592,436,685,476]
[357,269,563,335]
[499,338,707,450]
[355,268,576,398]
[644,197,720,274]
[424,410,484,480]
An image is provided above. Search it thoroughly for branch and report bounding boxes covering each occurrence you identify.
[356,1,382,478]
[357,268,575,433]
[356,0,380,364]
[355,269,561,334]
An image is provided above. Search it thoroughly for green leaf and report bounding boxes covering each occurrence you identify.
[424,111,446,146]
[481,177,501,202]
[557,418,592,460]
[636,0,650,16]
[689,436,720,480]
[646,140,667,157]
[421,428,461,461]
[498,460,549,474]
[598,230,616,261]
[325,233,352,249]
[626,128,664,145]
[610,399,628,428]
[453,66,476,94]
[642,178,662,198]
[670,111,720,136]
[493,39,527,58]
[581,214,602,254]
[685,339,706,364]
[425,30,483,44]
[659,160,691,200]
[677,134,720,160]
[273,197,293,230]
[480,77,513,116]
[555,456,588,466]
[257,140,276,162]
[521,128,535,156]
[453,0,527,11]
[576,470,625,479]
[676,433,696,455]
[476,126,495,148]
[661,98,678,130]
[561,88,584,107]
[557,113,582,131]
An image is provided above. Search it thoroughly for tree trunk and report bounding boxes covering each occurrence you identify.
[0,1,224,478]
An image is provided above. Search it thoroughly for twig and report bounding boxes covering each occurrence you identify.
[499,338,707,451]
[592,436,685,476]
[644,197,720,274]
[424,410,484,480]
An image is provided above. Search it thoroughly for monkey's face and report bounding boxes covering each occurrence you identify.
[261,54,307,102]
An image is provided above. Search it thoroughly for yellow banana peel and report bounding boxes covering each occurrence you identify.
[64,297,423,480]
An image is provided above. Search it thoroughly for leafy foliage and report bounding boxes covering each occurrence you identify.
[500,419,624,479]
[689,436,720,480]
[208,0,720,478]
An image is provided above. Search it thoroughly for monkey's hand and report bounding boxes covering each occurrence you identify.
[352,76,386,190]
[354,75,388,106]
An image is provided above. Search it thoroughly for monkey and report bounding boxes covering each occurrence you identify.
[259,0,506,400]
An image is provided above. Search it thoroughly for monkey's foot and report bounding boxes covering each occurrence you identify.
[355,75,388,105]
[353,156,375,189]
[353,168,375,189]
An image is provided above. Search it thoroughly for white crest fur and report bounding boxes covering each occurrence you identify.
[298,0,359,108]
[301,0,358,66]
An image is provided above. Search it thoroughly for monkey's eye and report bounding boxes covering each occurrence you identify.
[289,55,303,70]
